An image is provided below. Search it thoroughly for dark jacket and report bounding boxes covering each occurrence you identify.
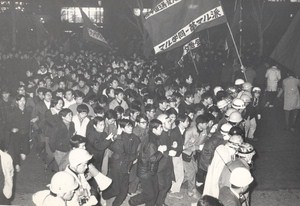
[109,132,141,174]
[198,131,225,171]
[44,110,60,138]
[137,132,163,178]
[50,119,74,153]
[157,131,173,173]
[86,129,111,156]
[7,106,31,135]
[169,127,184,157]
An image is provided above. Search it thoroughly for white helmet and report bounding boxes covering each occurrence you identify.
[217,99,229,109]
[220,123,233,135]
[237,142,256,162]
[69,148,93,167]
[242,82,253,91]
[225,108,237,118]
[234,79,245,86]
[230,167,253,187]
[252,87,261,93]
[214,86,223,96]
[228,111,243,123]
[231,98,246,110]
[240,94,252,103]
[49,171,78,194]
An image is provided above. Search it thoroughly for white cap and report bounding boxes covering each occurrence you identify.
[217,100,229,109]
[69,148,93,167]
[214,86,223,96]
[230,167,253,187]
[252,87,261,92]
[220,123,233,135]
[235,79,245,86]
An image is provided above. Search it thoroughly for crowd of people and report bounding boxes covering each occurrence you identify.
[0,38,299,206]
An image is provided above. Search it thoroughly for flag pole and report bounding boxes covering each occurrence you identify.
[226,22,247,82]
[189,51,199,75]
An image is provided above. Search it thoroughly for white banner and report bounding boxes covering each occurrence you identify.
[178,37,201,66]
[145,0,182,19]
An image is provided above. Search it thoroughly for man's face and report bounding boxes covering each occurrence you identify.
[131,111,140,121]
[44,92,52,102]
[2,92,10,100]
[162,117,172,131]
[63,189,76,201]
[138,118,148,129]
[116,93,124,100]
[65,91,74,101]
[153,124,163,136]
[181,118,190,129]
[197,122,208,131]
[16,97,26,108]
[78,112,88,119]
[59,81,66,89]
[147,109,155,119]
[123,124,133,134]
[78,80,85,88]
[55,100,64,111]
[75,97,83,104]
[76,161,88,174]
[63,112,73,123]
[17,87,26,95]
[159,102,168,111]
[94,121,105,132]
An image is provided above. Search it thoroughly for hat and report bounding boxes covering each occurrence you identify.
[217,100,229,109]
[229,167,253,187]
[220,123,233,135]
[68,148,93,167]
[252,87,261,92]
[234,79,245,86]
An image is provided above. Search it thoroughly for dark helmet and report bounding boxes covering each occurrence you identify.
[229,126,244,136]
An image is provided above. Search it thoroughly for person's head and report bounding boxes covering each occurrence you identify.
[194,103,206,116]
[129,105,141,122]
[74,90,85,104]
[217,100,229,113]
[166,108,178,126]
[118,119,134,134]
[51,96,64,111]
[136,114,149,129]
[105,109,117,125]
[145,104,156,120]
[157,114,172,131]
[98,95,108,107]
[227,134,244,155]
[1,88,10,100]
[68,148,92,174]
[114,88,125,101]
[231,98,246,112]
[197,195,223,206]
[49,171,78,201]
[110,78,119,89]
[43,89,52,102]
[70,135,87,149]
[59,108,73,123]
[58,79,66,90]
[220,123,233,140]
[228,111,243,126]
[176,114,190,129]
[114,106,125,119]
[64,89,73,101]
[16,94,26,108]
[78,78,86,88]
[252,87,261,98]
[17,85,26,95]
[236,142,256,165]
[158,97,169,111]
[201,92,213,107]
[195,115,209,131]
[93,116,106,133]
[149,119,163,136]
[76,104,89,119]
[144,94,154,105]
[208,105,221,119]
[229,167,253,194]
[106,87,115,99]
[184,91,195,105]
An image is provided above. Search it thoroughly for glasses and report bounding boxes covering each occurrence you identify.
[140,121,148,124]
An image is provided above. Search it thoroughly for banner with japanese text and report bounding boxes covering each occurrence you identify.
[79,7,110,49]
[178,37,201,66]
[144,0,227,54]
